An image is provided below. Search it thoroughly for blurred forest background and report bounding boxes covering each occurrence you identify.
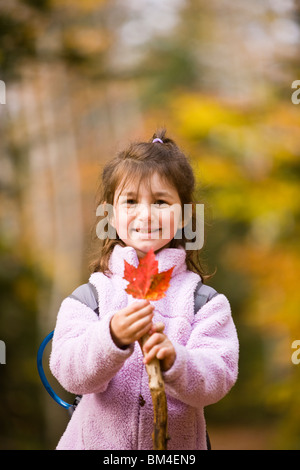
[0,0,300,450]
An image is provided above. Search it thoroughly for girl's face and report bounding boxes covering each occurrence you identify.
[112,172,184,258]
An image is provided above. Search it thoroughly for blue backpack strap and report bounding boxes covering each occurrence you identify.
[37,331,74,413]
[37,282,99,413]
[194,280,218,313]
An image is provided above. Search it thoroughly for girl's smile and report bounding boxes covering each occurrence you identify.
[112,172,184,258]
[131,227,161,239]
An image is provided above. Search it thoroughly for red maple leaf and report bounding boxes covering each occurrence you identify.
[123,248,174,300]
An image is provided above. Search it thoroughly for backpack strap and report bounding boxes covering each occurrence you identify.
[194,280,218,313]
[69,282,99,315]
[193,280,216,450]
[62,282,100,412]
[42,280,218,427]
[69,281,217,316]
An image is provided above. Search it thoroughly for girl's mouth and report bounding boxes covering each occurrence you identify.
[135,227,160,233]
[131,227,161,239]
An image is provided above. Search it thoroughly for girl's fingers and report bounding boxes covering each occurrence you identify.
[148,322,164,335]
[128,313,154,338]
[110,302,154,347]
[143,343,172,364]
[156,347,169,360]
[124,300,151,316]
[143,332,164,353]
[123,303,154,327]
[143,341,176,371]
[115,303,153,331]
[143,344,161,364]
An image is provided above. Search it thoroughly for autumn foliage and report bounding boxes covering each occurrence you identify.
[124,249,174,301]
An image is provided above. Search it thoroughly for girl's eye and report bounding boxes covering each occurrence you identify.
[154,200,169,207]
[124,199,137,206]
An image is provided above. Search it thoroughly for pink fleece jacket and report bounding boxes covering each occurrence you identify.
[50,245,239,450]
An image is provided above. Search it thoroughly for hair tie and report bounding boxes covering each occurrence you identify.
[152,138,163,144]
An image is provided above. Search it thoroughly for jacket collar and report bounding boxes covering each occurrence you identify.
[108,244,187,278]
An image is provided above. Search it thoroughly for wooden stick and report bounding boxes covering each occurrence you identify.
[139,333,168,450]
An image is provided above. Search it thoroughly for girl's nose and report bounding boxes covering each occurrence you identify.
[137,203,152,221]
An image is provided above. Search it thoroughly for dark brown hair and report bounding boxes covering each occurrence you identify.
[89,129,209,279]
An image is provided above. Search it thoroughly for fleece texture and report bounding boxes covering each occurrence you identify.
[49,245,239,450]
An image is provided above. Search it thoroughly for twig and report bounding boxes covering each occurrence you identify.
[139,333,168,450]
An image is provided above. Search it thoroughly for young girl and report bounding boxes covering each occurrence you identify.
[50,129,239,450]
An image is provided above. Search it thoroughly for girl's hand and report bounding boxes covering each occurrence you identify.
[110,300,154,349]
[142,322,176,372]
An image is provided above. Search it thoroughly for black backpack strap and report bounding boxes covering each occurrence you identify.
[68,282,99,315]
[194,280,218,314]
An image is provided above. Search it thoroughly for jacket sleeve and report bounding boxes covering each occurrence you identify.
[49,297,134,395]
[162,294,239,408]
